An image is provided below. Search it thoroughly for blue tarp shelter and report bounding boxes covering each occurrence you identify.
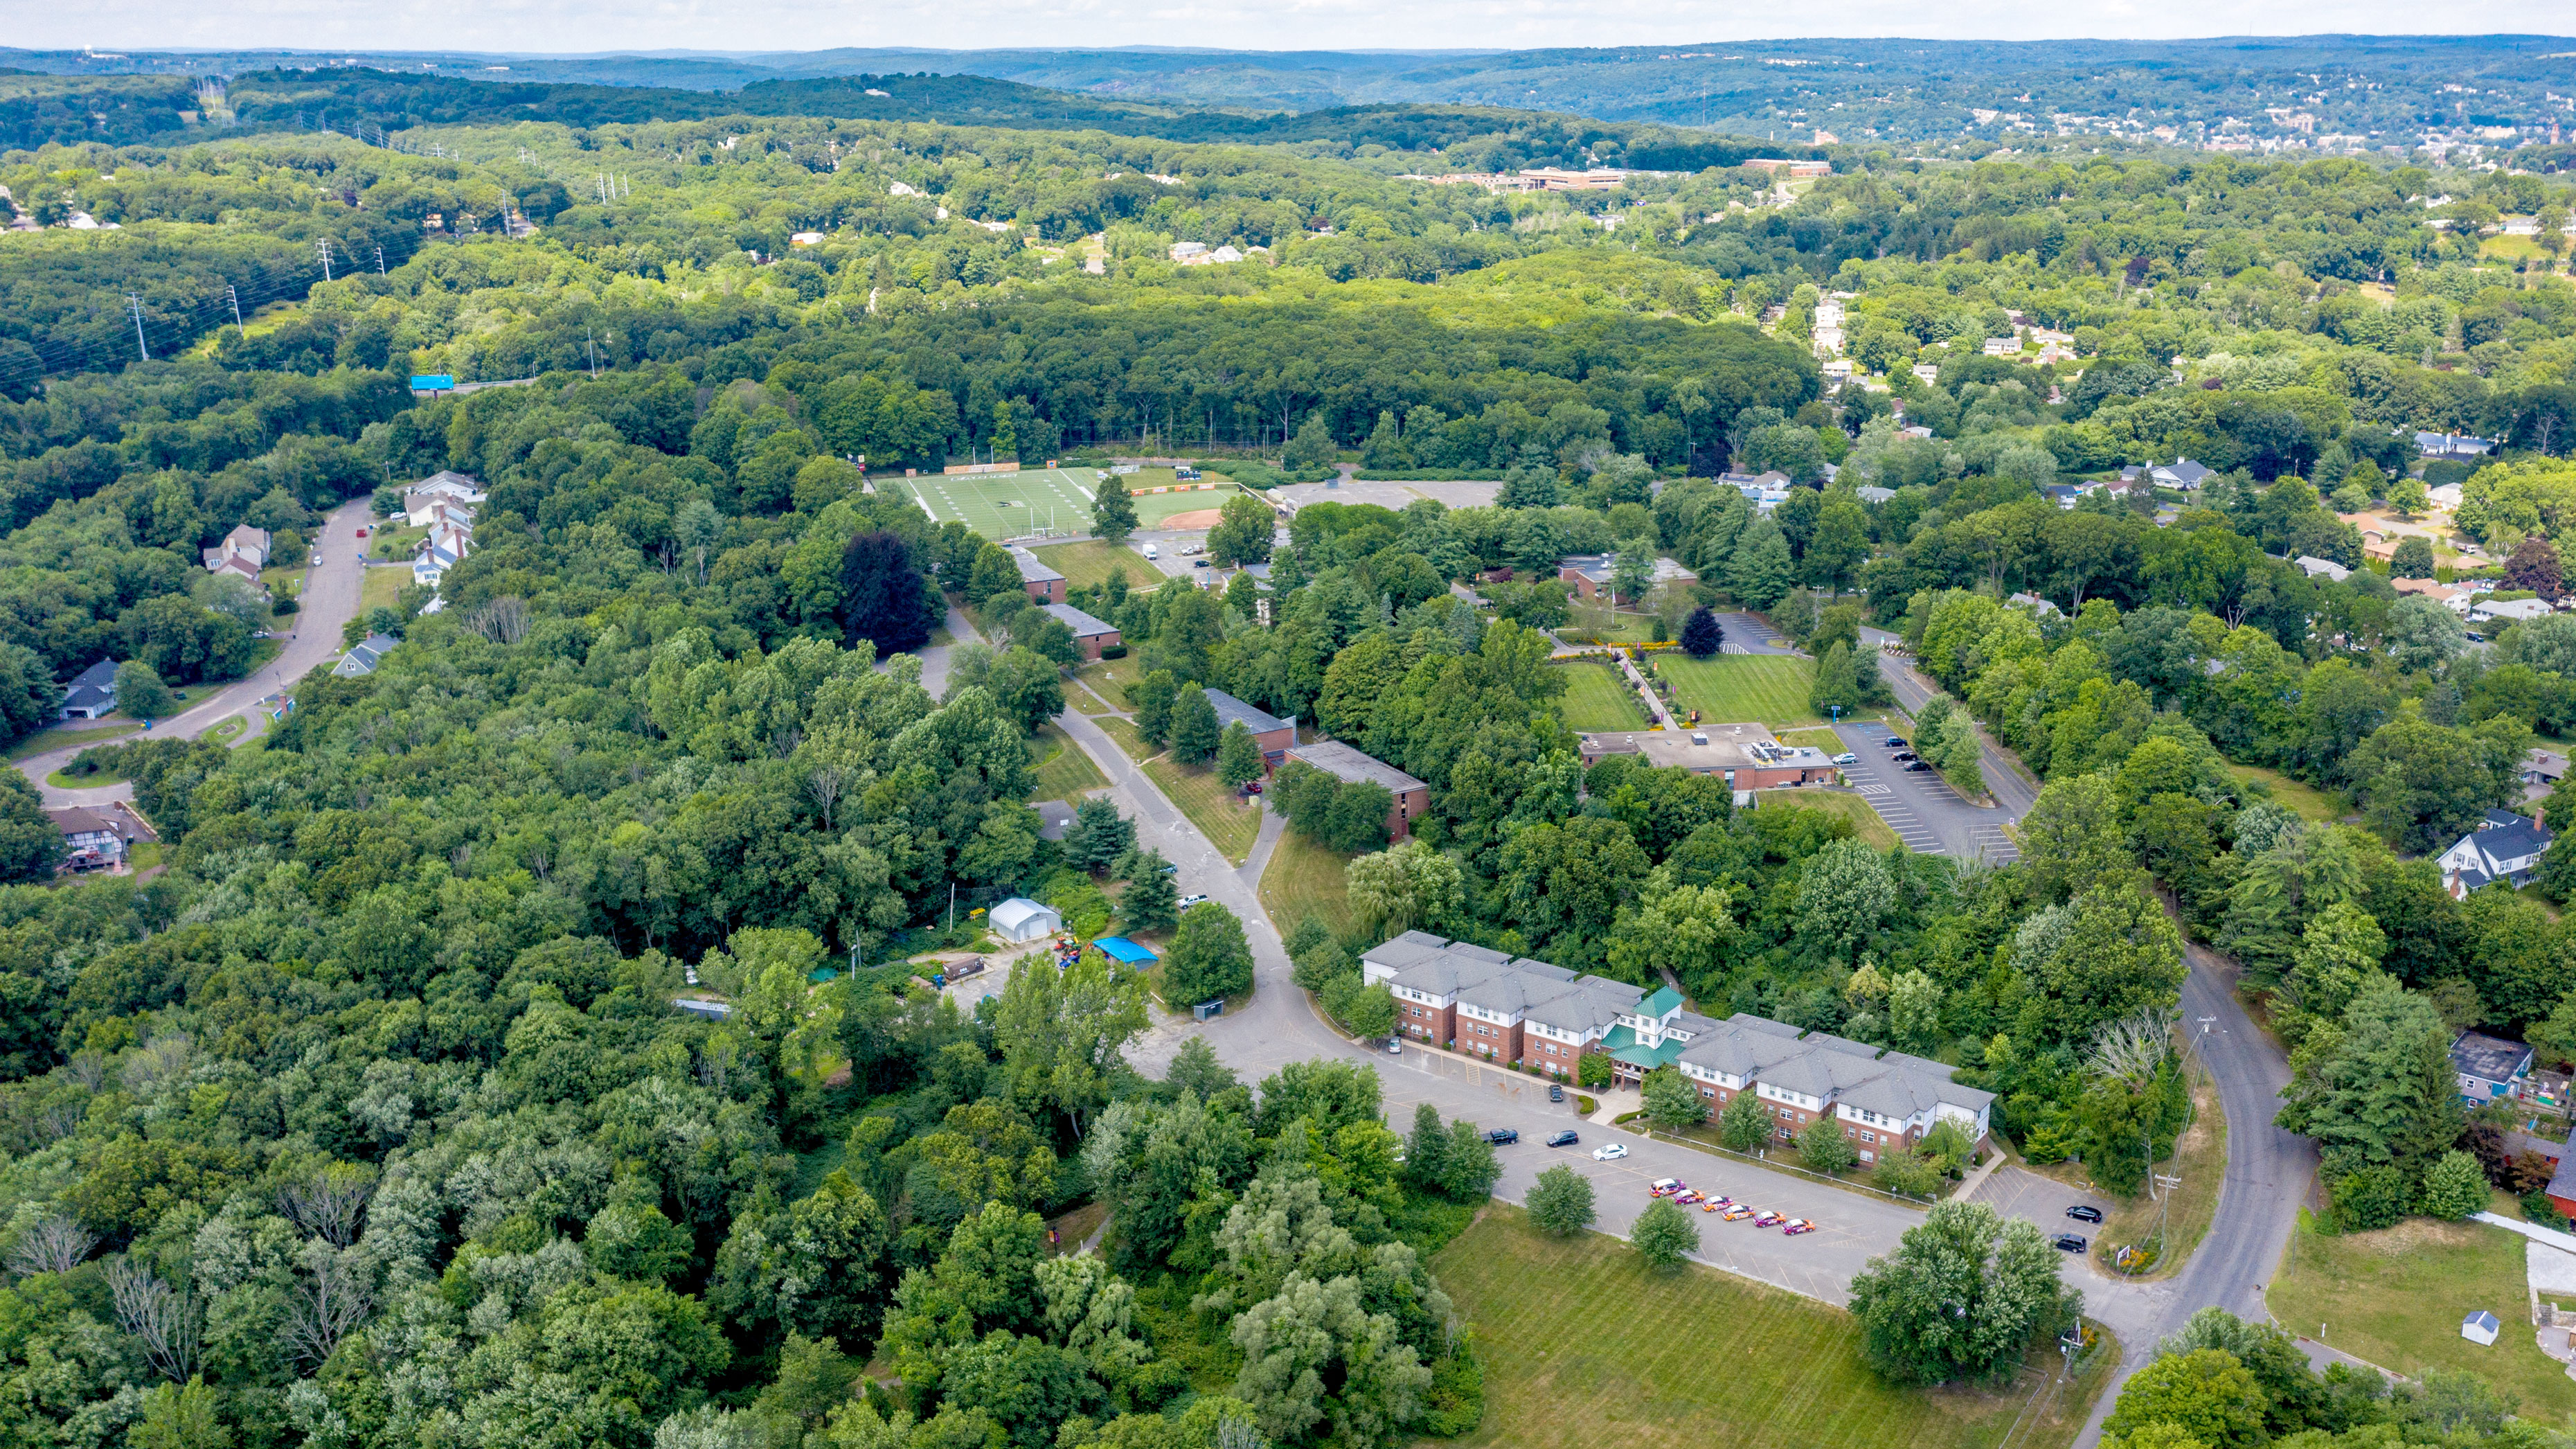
[1093,936,1159,964]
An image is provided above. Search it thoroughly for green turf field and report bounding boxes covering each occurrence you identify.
[895,468,1097,541]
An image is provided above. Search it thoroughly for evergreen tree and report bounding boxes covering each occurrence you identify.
[1064,798,1134,873]
[1217,720,1264,789]
[1119,848,1179,934]
[1131,669,1179,745]
[838,531,934,655]
[1170,686,1219,764]
[1091,472,1138,545]
[2390,535,2435,578]
[1809,640,1866,717]
[1725,517,1796,609]
[1361,409,1411,470]
[1681,605,1724,657]
[114,660,176,720]
[1403,1102,1453,1191]
[1496,444,1560,508]
[1282,411,1337,470]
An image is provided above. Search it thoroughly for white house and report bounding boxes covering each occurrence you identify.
[59,660,118,720]
[2294,555,2352,582]
[332,634,402,679]
[2150,458,2214,490]
[2438,808,2555,898]
[2472,597,2554,625]
[989,898,1062,945]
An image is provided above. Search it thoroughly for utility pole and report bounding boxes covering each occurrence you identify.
[127,294,150,359]
[375,244,386,274]
[316,237,333,282]
[585,326,599,379]
[227,284,243,338]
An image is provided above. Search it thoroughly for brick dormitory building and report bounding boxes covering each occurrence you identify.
[1362,932,1994,1161]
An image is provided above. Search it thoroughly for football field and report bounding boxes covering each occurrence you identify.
[895,468,1096,541]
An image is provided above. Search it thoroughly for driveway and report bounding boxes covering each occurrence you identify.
[1715,611,1801,655]
[1830,722,2023,864]
[19,498,376,806]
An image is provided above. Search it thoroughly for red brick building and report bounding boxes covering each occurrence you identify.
[1040,603,1121,661]
[1204,688,1296,770]
[1012,546,1066,603]
[1284,740,1429,841]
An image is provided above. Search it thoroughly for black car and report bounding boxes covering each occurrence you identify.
[1486,1128,1519,1144]
[1548,1083,1564,1103]
[2052,1234,2088,1253]
[2066,1204,2104,1224]
[1904,761,1933,772]
[1547,1130,1580,1147]
[1884,737,1908,748]
[1890,750,1919,763]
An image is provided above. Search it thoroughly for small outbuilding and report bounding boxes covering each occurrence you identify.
[1092,936,1159,965]
[2462,1309,2501,1346]
[990,897,1063,944]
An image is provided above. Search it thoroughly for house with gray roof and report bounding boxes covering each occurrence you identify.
[1011,546,1066,603]
[2439,808,2555,898]
[1361,932,1992,1159]
[1204,688,1296,769]
[1039,601,1120,659]
[333,634,402,678]
[59,659,118,720]
[1285,739,1429,839]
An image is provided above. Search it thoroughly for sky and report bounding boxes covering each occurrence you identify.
[12,0,2540,57]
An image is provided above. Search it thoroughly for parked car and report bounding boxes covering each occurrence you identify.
[1241,781,1263,794]
[1385,1038,1402,1055]
[1143,543,1159,560]
[1701,1195,1734,1213]
[1782,1218,1816,1236]
[1890,750,1919,763]
[2066,1204,2104,1224]
[1648,1178,1684,1197]
[1884,736,1908,748]
[1592,1142,1628,1161]
[1673,1190,1702,1205]
[1904,761,1933,772]
[1752,1211,1784,1227]
[1193,559,1212,568]
[312,553,323,566]
[1831,752,1857,765]
[1548,1083,1564,1103]
[355,527,368,537]
[1486,1128,1519,1145]
[1547,1129,1579,1146]
[2052,1234,2088,1254]
[1721,1204,1755,1220]
[1177,894,1210,911]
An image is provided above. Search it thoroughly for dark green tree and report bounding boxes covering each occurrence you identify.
[839,531,934,656]
[1681,606,1724,657]
[1169,685,1219,765]
[1164,900,1253,1006]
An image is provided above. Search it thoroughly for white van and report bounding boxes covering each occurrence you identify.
[1143,543,1159,560]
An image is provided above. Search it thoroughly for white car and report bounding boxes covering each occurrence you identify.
[1177,894,1210,911]
[1591,1142,1629,1162]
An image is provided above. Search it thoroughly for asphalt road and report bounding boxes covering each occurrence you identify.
[1716,611,1800,655]
[21,499,377,807]
[1861,625,2041,822]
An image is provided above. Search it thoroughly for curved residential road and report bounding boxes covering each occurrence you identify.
[1861,625,2041,821]
[19,499,377,807]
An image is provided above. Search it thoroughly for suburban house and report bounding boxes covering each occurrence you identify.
[1558,553,1697,602]
[2294,555,2352,582]
[47,806,125,870]
[1039,602,1120,660]
[412,540,465,589]
[406,470,484,510]
[2453,1030,2536,1104]
[2427,482,2466,511]
[1012,546,1067,603]
[1719,471,1792,512]
[2415,431,2496,459]
[58,660,118,720]
[1204,689,1296,770]
[1361,932,1994,1157]
[2149,459,2213,490]
[2005,591,2062,618]
[202,524,270,587]
[2438,808,2556,898]
[2527,750,2568,810]
[2473,597,2555,625]
[2392,576,2472,613]
[1283,739,1430,841]
[333,633,402,678]
[1854,486,1895,505]
[408,495,478,531]
[1575,725,1839,788]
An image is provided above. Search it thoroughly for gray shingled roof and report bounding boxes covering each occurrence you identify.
[1041,602,1118,637]
[1204,688,1289,736]
[1287,739,1426,794]
[1011,547,1064,584]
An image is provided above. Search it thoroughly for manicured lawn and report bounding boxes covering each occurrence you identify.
[370,523,427,560]
[1655,654,1824,729]
[1433,1206,2106,1449]
[1776,727,1848,752]
[1081,656,1147,710]
[1028,724,1106,801]
[1760,790,1899,850]
[1553,661,1650,731]
[6,722,139,763]
[1033,539,1157,594]
[1141,757,1261,865]
[2269,1213,2576,1415]
[260,565,305,598]
[1096,717,1154,764]
[1260,827,1357,941]
[2226,764,2344,824]
[360,564,408,617]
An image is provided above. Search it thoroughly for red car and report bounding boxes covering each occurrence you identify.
[356,527,368,537]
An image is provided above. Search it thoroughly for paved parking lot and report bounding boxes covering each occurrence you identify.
[1831,721,2023,863]
[1716,611,1800,655]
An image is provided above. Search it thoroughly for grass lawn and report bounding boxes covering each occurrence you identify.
[1028,724,1106,801]
[1553,661,1650,731]
[1434,1205,2109,1449]
[1761,790,1900,849]
[370,523,427,560]
[204,715,250,745]
[6,722,139,763]
[1097,716,1154,764]
[2269,1213,2576,1416]
[1141,757,1262,865]
[1260,828,1356,941]
[1776,727,1848,752]
[1655,654,1824,729]
[1033,539,1158,594]
[359,564,408,617]
[1080,656,1147,710]
[1068,681,1119,715]
[1127,477,1254,527]
[260,565,305,599]
[2227,764,2344,824]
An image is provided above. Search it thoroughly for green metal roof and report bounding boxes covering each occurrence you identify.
[1639,985,1685,1019]
[1600,1025,1686,1069]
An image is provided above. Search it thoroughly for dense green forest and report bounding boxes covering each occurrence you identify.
[4,64,2576,1449]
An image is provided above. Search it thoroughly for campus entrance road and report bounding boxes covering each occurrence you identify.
[1830,722,2023,864]
[1860,625,2041,822]
[19,499,377,807]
